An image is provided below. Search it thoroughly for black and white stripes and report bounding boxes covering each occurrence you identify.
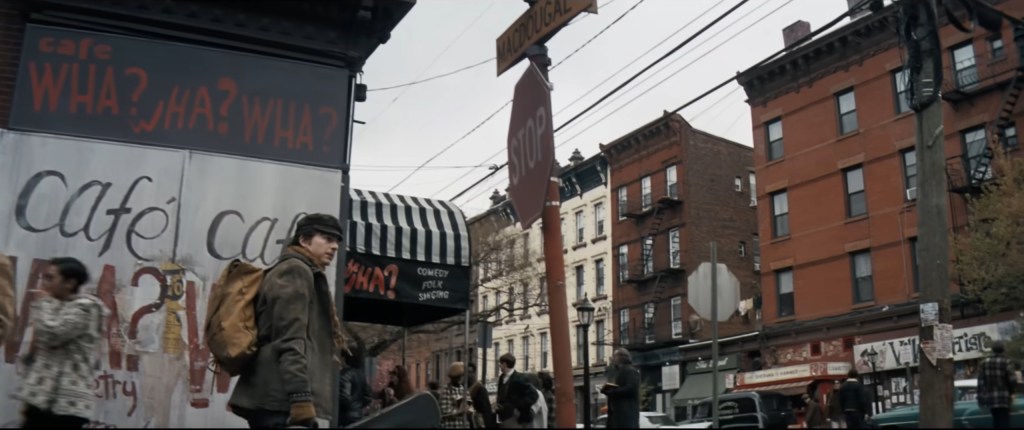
[348,189,471,267]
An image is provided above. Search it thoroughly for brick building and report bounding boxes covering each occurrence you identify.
[736,0,1024,412]
[601,112,759,419]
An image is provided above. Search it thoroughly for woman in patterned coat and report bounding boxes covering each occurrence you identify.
[16,257,107,429]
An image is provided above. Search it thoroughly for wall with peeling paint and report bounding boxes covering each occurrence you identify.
[0,129,342,428]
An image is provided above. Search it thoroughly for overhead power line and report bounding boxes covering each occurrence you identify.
[449,0,877,204]
[367,57,495,92]
[384,0,645,193]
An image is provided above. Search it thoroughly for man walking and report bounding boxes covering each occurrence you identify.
[16,257,107,429]
[439,362,472,429]
[229,214,347,428]
[0,252,13,342]
[495,353,538,428]
[838,369,870,429]
[978,341,1016,428]
[602,348,640,429]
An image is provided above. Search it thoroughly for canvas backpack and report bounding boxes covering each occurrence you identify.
[204,259,269,376]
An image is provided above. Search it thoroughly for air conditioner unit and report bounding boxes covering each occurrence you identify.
[906,187,917,201]
[753,262,761,271]
[749,199,758,207]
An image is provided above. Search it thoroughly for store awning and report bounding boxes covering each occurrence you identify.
[730,381,809,396]
[343,189,471,327]
[672,370,737,406]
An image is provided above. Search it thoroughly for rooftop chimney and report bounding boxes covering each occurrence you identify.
[782,20,811,50]
[489,189,504,207]
[569,148,584,166]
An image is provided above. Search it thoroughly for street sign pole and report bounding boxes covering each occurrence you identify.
[526,44,577,429]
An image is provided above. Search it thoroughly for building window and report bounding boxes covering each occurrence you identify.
[749,172,757,206]
[739,241,747,257]
[539,277,548,311]
[666,165,678,198]
[753,234,761,269]
[521,283,529,315]
[641,175,652,210]
[902,149,917,199]
[771,191,790,237]
[910,238,920,293]
[483,294,490,317]
[560,216,565,246]
[594,202,606,236]
[671,296,683,338]
[507,339,514,361]
[507,287,516,317]
[777,269,795,318]
[893,68,911,114]
[522,336,531,370]
[766,118,783,161]
[595,259,606,296]
[495,291,503,320]
[595,320,606,362]
[493,342,500,377]
[643,236,654,274]
[963,126,992,183]
[989,35,1005,58]
[734,176,743,192]
[952,42,979,89]
[1003,123,1018,148]
[575,210,585,244]
[617,186,628,220]
[618,244,629,282]
[575,265,585,300]
[845,166,867,218]
[522,232,530,262]
[576,326,585,365]
[619,308,629,345]
[837,89,858,134]
[643,302,655,343]
[669,228,681,268]
[540,332,549,369]
[851,251,875,303]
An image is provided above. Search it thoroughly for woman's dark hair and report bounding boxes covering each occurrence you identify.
[523,372,542,390]
[390,365,414,401]
[49,257,90,293]
[538,371,554,391]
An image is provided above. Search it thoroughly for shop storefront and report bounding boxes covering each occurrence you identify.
[730,362,852,426]
[853,319,1020,413]
[672,355,740,421]
[631,346,684,420]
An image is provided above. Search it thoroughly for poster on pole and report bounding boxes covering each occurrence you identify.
[936,323,954,360]
[920,302,938,326]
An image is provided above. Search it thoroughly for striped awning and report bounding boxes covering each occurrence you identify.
[730,381,809,396]
[348,189,470,266]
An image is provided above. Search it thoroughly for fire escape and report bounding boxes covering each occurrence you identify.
[622,191,683,345]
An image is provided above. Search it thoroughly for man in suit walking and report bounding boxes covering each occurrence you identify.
[495,353,538,428]
[978,341,1016,428]
[602,349,640,429]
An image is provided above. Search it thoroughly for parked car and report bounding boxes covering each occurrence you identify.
[678,391,796,430]
[867,379,1024,428]
[576,411,686,428]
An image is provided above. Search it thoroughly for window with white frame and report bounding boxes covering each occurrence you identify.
[595,259,606,296]
[575,265,585,300]
[766,118,783,161]
[777,269,794,318]
[952,42,979,89]
[964,127,992,183]
[618,244,629,282]
[739,241,746,257]
[851,251,875,303]
[617,186,628,219]
[749,172,757,206]
[669,228,681,268]
[594,202,606,236]
[596,320,606,362]
[845,166,867,218]
[989,35,1005,58]
[893,68,911,114]
[619,308,630,345]
[771,191,790,237]
[671,296,683,338]
[495,291,503,320]
[837,89,858,134]
[734,176,742,192]
[902,149,917,198]
[644,302,655,343]
[575,210,585,244]
[560,216,565,246]
[483,294,489,317]
[641,176,652,210]
[521,282,529,315]
[1004,123,1019,148]
[539,277,548,311]
[507,287,515,317]
[666,165,678,198]
[522,336,531,370]
[576,325,585,365]
[507,339,514,360]
[643,236,654,274]
[540,332,549,369]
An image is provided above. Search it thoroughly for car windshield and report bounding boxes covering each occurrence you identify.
[646,414,676,426]
[955,385,977,402]
[694,397,759,419]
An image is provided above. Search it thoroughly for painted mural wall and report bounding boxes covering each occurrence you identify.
[0,130,342,428]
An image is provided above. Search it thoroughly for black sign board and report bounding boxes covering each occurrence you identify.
[10,25,351,169]
[343,251,471,327]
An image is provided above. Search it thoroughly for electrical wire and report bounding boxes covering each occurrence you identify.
[551,0,647,70]
[367,57,495,92]
[449,0,878,204]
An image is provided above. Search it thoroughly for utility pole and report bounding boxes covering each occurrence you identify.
[710,242,720,429]
[905,0,953,427]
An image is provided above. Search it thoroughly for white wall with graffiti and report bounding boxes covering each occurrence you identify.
[0,129,342,428]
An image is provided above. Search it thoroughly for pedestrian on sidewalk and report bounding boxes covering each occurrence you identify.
[495,353,538,428]
[802,393,827,428]
[439,362,472,428]
[978,341,1016,429]
[228,214,347,428]
[467,362,496,429]
[537,371,556,429]
[16,257,107,429]
[826,380,846,428]
[838,369,871,429]
[602,348,640,429]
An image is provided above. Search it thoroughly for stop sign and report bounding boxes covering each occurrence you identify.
[507,63,554,229]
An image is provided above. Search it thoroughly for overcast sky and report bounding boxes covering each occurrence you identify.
[352,0,855,216]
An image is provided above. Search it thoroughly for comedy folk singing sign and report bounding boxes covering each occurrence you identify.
[9,25,351,169]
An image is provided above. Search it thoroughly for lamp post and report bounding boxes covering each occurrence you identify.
[866,347,880,415]
[576,295,596,429]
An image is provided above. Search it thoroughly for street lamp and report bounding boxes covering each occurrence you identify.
[576,295,596,429]
[866,347,880,414]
